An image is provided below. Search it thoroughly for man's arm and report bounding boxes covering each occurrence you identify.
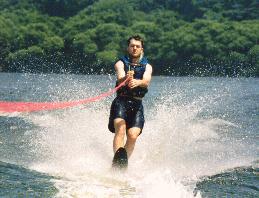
[114,60,126,83]
[128,64,152,89]
[115,60,134,84]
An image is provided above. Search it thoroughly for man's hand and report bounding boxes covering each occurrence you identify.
[126,70,134,80]
[126,70,137,88]
[128,79,140,89]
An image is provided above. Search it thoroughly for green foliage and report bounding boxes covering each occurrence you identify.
[96,50,118,65]
[248,45,259,76]
[94,23,126,51]
[0,15,16,67]
[194,0,259,21]
[41,36,64,53]
[33,0,95,17]
[8,46,43,61]
[0,0,259,76]
[0,35,10,63]
[248,45,259,63]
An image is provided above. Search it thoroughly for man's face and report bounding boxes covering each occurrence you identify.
[127,39,143,58]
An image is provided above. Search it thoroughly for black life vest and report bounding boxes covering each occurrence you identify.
[116,56,148,98]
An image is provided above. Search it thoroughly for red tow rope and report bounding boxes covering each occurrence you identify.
[0,78,128,113]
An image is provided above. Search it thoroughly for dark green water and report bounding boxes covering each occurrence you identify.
[0,161,57,198]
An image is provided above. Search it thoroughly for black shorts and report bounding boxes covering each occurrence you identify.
[108,96,145,133]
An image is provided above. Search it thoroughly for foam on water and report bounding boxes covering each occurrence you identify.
[23,101,204,197]
[24,104,246,197]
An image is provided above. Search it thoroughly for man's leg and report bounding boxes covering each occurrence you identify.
[125,127,141,158]
[113,118,126,153]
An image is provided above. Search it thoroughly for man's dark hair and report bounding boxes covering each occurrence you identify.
[127,35,144,48]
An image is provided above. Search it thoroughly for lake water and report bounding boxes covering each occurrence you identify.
[0,72,258,197]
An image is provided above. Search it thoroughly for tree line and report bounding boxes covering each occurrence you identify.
[0,0,258,76]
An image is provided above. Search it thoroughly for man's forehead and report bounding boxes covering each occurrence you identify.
[129,39,142,45]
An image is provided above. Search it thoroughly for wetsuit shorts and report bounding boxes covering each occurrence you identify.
[108,96,145,134]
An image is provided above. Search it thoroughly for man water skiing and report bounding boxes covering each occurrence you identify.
[108,35,152,167]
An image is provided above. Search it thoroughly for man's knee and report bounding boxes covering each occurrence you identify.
[127,128,141,141]
[114,118,126,135]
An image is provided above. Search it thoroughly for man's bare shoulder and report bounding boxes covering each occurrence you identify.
[146,63,153,73]
[114,60,124,69]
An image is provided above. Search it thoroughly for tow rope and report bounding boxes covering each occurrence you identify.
[0,78,128,113]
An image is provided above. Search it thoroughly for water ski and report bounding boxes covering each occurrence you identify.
[112,147,128,169]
